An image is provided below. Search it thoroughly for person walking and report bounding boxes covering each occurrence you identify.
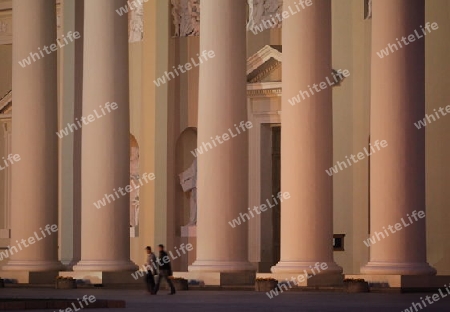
[144,246,157,294]
[153,244,176,295]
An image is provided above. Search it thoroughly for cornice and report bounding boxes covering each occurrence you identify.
[247,88,281,98]
[246,45,282,77]
[0,1,11,12]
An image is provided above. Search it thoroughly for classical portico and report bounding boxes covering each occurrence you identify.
[0,0,448,288]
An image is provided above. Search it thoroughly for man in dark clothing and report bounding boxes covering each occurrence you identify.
[153,244,176,295]
[144,246,157,294]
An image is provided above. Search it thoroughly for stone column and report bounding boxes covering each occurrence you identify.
[72,0,136,271]
[188,0,253,273]
[3,0,62,271]
[361,0,435,275]
[272,0,342,274]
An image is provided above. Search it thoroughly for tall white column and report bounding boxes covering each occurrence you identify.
[361,0,435,275]
[272,0,342,274]
[3,0,62,271]
[72,0,136,271]
[188,0,253,273]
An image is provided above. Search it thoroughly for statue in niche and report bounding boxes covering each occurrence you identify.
[179,159,197,226]
[365,0,372,20]
[130,136,140,231]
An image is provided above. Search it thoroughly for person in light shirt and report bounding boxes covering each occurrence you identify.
[144,246,157,294]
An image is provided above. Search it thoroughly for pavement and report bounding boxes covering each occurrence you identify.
[1,287,450,312]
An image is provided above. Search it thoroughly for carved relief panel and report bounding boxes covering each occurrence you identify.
[247,0,283,32]
[171,0,200,37]
[129,2,144,43]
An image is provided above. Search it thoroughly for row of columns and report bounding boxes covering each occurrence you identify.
[4,0,135,272]
[4,0,436,276]
[191,0,435,276]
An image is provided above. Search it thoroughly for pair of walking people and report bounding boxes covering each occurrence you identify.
[145,244,176,295]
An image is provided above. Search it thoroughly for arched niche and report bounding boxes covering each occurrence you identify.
[175,127,197,231]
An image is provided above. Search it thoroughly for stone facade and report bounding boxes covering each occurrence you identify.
[0,0,449,284]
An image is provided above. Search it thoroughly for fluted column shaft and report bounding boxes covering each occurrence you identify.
[188,0,253,272]
[361,0,435,275]
[272,0,341,274]
[73,0,136,271]
[3,0,62,271]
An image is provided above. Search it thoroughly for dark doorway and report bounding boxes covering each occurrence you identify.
[271,126,281,264]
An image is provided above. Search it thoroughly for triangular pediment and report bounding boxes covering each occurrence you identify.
[0,90,12,114]
[247,45,282,83]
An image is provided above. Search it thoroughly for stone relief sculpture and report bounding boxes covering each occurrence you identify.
[179,159,197,226]
[171,0,200,37]
[172,0,181,37]
[130,135,140,234]
[189,0,200,36]
[264,0,283,15]
[247,0,283,32]
[129,2,144,42]
[365,0,372,20]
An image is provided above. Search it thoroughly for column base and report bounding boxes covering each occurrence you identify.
[346,274,448,291]
[271,261,343,275]
[2,260,64,272]
[258,272,343,287]
[175,271,256,286]
[61,258,81,270]
[188,260,256,273]
[59,270,143,285]
[72,260,138,272]
[0,270,60,284]
[361,261,437,275]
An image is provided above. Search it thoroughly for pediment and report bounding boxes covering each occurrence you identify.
[0,90,12,114]
[247,45,282,83]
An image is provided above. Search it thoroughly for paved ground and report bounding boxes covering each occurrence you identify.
[2,288,450,312]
